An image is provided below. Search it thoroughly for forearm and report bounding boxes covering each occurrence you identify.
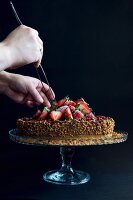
[0,42,11,71]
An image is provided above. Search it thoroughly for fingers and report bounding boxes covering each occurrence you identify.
[33,41,43,68]
[28,85,43,103]
[28,84,51,107]
[24,81,55,107]
[5,88,37,107]
[38,81,55,101]
[23,92,51,108]
[6,74,55,108]
[39,91,52,107]
[34,31,43,68]
[24,26,44,68]
[42,85,55,101]
[4,25,44,70]
[37,37,43,46]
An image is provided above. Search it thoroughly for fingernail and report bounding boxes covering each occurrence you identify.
[39,97,44,104]
[51,93,55,100]
[47,101,51,108]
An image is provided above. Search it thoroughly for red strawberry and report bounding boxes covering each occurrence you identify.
[76,102,91,114]
[86,112,96,121]
[57,96,69,107]
[49,110,62,121]
[33,109,42,119]
[75,98,86,104]
[96,116,107,120]
[39,107,50,120]
[64,107,73,119]
[73,110,84,119]
[69,105,76,112]
[57,105,68,113]
[64,100,76,107]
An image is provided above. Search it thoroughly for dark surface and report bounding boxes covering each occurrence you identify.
[0,0,133,199]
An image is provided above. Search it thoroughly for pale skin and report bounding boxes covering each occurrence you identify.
[0,71,54,107]
[0,25,55,107]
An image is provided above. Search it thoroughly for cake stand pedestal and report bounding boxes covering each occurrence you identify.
[9,129,128,185]
[43,146,90,185]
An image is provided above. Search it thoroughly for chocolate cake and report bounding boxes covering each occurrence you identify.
[17,116,114,137]
[17,97,115,139]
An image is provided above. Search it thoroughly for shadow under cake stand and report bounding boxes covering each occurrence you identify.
[9,129,128,185]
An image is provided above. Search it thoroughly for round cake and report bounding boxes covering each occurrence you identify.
[17,97,115,138]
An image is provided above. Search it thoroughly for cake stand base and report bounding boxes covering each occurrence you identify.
[43,146,90,185]
[43,170,90,185]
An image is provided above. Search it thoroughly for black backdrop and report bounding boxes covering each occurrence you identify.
[0,0,133,199]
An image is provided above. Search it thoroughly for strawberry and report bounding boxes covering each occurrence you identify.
[75,98,86,104]
[76,102,91,114]
[86,112,96,121]
[64,100,76,107]
[69,105,76,112]
[64,107,73,119]
[57,105,68,113]
[96,116,107,121]
[39,107,50,120]
[73,110,84,119]
[57,96,69,107]
[49,110,62,121]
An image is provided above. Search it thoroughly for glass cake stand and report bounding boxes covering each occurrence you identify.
[9,129,128,185]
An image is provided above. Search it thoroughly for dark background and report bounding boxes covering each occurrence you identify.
[0,0,133,199]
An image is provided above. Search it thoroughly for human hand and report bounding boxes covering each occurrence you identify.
[0,25,43,70]
[0,71,55,107]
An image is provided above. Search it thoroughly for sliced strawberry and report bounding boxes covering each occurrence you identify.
[76,102,91,114]
[64,100,76,107]
[49,110,62,121]
[57,105,68,113]
[57,96,69,107]
[33,109,42,119]
[86,112,96,121]
[73,110,84,119]
[39,107,50,120]
[64,107,73,119]
[69,105,76,112]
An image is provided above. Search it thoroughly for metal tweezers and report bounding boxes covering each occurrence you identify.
[10,1,54,100]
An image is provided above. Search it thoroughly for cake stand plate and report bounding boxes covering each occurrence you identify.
[9,129,127,146]
[9,129,128,185]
